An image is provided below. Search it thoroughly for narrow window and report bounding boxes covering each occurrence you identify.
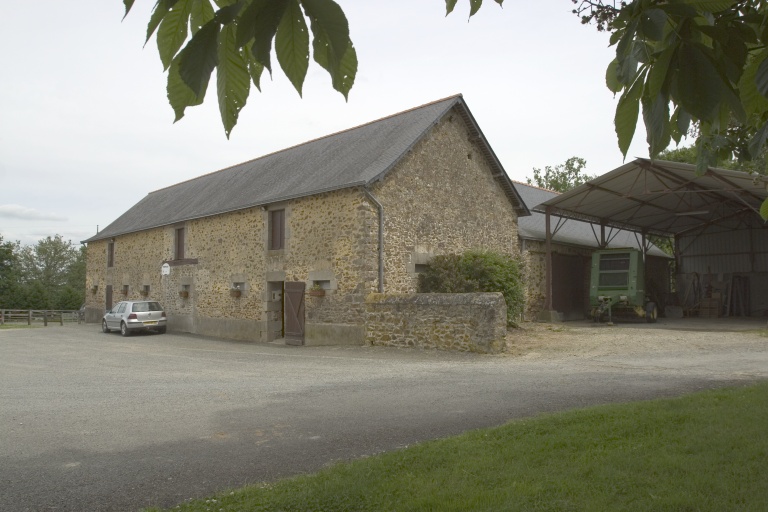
[107,242,114,268]
[268,210,285,250]
[175,227,185,260]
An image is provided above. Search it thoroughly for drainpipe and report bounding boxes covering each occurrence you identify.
[363,188,385,293]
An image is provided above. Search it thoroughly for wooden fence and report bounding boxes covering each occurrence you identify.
[0,309,82,326]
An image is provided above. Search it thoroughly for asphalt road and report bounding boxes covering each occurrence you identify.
[1,324,766,511]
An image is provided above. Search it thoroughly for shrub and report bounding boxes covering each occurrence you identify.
[418,250,525,326]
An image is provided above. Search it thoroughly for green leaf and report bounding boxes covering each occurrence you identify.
[639,8,667,41]
[275,0,309,96]
[246,0,290,74]
[760,198,768,221]
[643,91,671,157]
[190,0,215,34]
[313,30,357,99]
[615,72,645,158]
[684,0,738,13]
[647,45,675,99]
[214,0,245,24]
[237,0,268,48]
[606,59,622,93]
[676,43,724,122]
[157,0,194,70]
[754,55,768,100]
[146,0,180,46]
[676,107,692,141]
[469,0,482,17]
[445,0,458,15]
[244,44,265,91]
[302,0,355,97]
[167,54,208,122]
[301,0,350,68]
[217,23,251,138]
[178,20,220,97]
[747,120,768,160]
[123,0,136,20]
[740,50,768,116]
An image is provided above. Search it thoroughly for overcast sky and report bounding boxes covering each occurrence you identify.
[0,1,652,247]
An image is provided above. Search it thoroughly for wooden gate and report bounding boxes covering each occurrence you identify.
[284,281,305,345]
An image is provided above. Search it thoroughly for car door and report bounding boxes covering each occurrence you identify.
[107,302,124,329]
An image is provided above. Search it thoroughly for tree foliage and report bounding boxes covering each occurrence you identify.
[0,235,85,310]
[527,156,596,193]
[573,0,768,218]
[418,250,525,326]
[123,0,501,138]
[0,236,22,309]
[127,0,768,219]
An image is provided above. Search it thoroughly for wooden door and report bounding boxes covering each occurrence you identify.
[284,281,305,345]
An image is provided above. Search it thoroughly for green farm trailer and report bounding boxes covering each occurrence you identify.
[589,248,658,323]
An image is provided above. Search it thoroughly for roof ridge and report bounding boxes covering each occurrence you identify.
[148,94,464,196]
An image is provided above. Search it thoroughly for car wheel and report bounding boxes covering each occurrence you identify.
[102,320,110,333]
[645,302,658,323]
[120,322,131,337]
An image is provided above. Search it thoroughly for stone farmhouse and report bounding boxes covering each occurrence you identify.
[82,95,530,346]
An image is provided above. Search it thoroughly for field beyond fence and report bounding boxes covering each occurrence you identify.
[0,309,82,326]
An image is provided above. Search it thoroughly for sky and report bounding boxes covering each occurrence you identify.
[0,1,652,247]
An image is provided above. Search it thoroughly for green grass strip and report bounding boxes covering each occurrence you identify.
[147,382,768,512]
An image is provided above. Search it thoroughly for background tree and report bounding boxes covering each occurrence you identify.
[0,236,22,309]
[15,235,85,310]
[527,156,596,193]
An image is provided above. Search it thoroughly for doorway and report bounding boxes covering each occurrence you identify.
[284,281,306,345]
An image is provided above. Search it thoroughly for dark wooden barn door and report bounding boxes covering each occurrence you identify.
[551,253,587,320]
[284,281,305,345]
[105,285,113,312]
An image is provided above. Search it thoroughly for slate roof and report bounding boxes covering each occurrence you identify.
[515,181,670,258]
[84,95,529,243]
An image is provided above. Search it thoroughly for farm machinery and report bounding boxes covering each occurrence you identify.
[590,248,658,323]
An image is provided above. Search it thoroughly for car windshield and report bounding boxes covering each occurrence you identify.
[131,302,162,313]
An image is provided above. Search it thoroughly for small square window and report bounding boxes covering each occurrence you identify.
[122,284,129,296]
[414,264,430,274]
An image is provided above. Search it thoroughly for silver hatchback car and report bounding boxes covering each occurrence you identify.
[102,300,167,336]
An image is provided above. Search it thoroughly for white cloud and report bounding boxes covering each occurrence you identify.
[0,204,67,221]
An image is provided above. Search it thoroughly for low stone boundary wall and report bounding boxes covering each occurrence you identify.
[365,293,507,353]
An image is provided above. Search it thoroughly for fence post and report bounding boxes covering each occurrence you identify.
[44,311,48,326]
[28,310,32,325]
[0,309,4,325]
[59,311,64,326]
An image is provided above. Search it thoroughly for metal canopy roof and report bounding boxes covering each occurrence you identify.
[535,158,768,238]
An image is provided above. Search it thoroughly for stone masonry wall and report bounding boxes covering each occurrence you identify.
[85,189,372,343]
[365,292,507,353]
[371,107,521,294]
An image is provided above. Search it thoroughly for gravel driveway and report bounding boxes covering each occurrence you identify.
[1,320,766,511]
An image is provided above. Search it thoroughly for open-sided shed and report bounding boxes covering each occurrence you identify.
[534,158,768,320]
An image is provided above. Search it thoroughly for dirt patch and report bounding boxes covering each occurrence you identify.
[505,321,768,359]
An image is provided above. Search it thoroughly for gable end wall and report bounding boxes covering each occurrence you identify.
[371,108,521,293]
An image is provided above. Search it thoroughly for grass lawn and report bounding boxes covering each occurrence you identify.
[146,382,768,512]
